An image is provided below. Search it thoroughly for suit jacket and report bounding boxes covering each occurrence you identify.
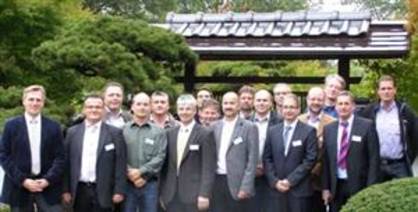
[359,101,418,172]
[322,116,380,196]
[211,117,259,200]
[64,122,127,209]
[250,111,283,129]
[263,121,317,197]
[0,115,65,206]
[160,124,216,205]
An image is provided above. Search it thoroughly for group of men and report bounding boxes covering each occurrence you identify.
[0,74,417,212]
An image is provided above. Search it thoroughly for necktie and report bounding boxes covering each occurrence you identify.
[283,125,292,155]
[177,128,189,168]
[30,119,41,175]
[338,122,349,169]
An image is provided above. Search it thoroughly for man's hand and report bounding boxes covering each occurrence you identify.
[62,192,72,205]
[127,168,141,182]
[134,178,147,188]
[237,190,250,200]
[322,190,333,205]
[112,194,124,203]
[22,179,43,193]
[275,180,290,192]
[255,164,264,177]
[197,196,210,211]
[35,179,49,189]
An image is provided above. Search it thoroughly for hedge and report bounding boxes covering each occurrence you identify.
[342,177,418,212]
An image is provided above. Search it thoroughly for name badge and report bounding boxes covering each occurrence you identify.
[190,144,200,151]
[292,140,302,147]
[352,135,362,143]
[105,143,115,151]
[145,138,154,145]
[233,137,243,145]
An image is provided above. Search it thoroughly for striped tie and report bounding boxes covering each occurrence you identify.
[337,122,349,170]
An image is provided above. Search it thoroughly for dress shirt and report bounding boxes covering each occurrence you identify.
[283,119,298,156]
[323,105,338,118]
[336,115,354,179]
[176,120,195,170]
[254,112,270,161]
[307,111,321,130]
[105,108,126,129]
[150,114,179,129]
[25,113,41,175]
[80,121,102,182]
[376,101,403,159]
[217,116,238,174]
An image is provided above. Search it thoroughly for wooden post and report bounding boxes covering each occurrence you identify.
[338,58,350,90]
[184,61,196,92]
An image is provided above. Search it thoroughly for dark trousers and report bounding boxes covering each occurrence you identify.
[311,190,326,212]
[74,182,112,212]
[166,192,198,212]
[211,175,251,212]
[248,176,276,212]
[330,179,350,212]
[380,158,411,182]
[269,190,311,212]
[11,193,62,212]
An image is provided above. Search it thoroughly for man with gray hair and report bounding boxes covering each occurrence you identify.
[323,74,346,118]
[160,94,216,212]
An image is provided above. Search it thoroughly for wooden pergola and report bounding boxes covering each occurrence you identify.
[155,10,410,92]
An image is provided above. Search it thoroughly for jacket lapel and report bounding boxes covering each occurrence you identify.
[96,124,108,159]
[170,127,180,167]
[329,122,339,167]
[214,121,223,153]
[286,122,301,157]
[227,118,243,151]
[180,124,199,163]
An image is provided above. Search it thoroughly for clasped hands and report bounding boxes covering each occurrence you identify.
[127,168,147,188]
[275,179,290,193]
[23,178,49,193]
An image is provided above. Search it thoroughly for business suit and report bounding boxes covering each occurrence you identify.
[322,116,380,212]
[211,118,258,212]
[64,122,127,211]
[0,115,65,209]
[159,123,216,212]
[263,121,317,212]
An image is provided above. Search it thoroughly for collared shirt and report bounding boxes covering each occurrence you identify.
[176,120,195,171]
[80,121,102,182]
[337,115,354,179]
[25,113,41,175]
[283,119,298,156]
[105,108,126,129]
[150,114,179,129]
[239,111,253,120]
[307,111,322,130]
[376,101,403,159]
[217,116,238,174]
[323,105,338,118]
[123,121,167,178]
[254,112,270,161]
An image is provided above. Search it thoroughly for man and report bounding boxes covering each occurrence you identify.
[123,92,167,212]
[150,91,178,129]
[211,92,258,212]
[272,83,292,116]
[62,94,126,211]
[239,85,256,120]
[0,85,65,211]
[263,94,318,212]
[323,74,346,118]
[196,89,213,108]
[298,87,335,212]
[160,94,216,212]
[199,99,221,127]
[103,81,132,128]
[360,75,418,181]
[322,91,380,212]
[248,89,281,212]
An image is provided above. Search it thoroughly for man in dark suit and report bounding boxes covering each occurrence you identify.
[359,75,417,182]
[211,92,258,212]
[62,94,126,212]
[322,91,380,212]
[263,94,318,212]
[159,94,216,212]
[249,89,282,212]
[0,85,65,211]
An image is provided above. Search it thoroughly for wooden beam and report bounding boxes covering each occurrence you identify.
[338,58,351,89]
[175,76,362,84]
[184,62,196,92]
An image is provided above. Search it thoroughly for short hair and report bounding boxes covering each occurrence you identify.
[238,85,256,96]
[283,93,300,108]
[196,88,213,97]
[336,90,355,103]
[377,75,396,88]
[23,85,46,100]
[151,91,169,101]
[83,93,104,105]
[200,99,221,112]
[102,81,124,95]
[177,94,197,107]
[132,92,150,105]
[325,74,346,90]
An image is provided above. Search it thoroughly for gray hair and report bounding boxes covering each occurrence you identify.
[176,94,197,107]
[325,74,346,90]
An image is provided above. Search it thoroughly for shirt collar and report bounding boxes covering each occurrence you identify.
[255,112,270,123]
[85,120,102,129]
[25,112,41,124]
[223,115,239,126]
[105,107,123,117]
[307,110,322,123]
[180,119,195,132]
[129,120,151,128]
[340,114,354,127]
[379,100,397,112]
[284,119,298,128]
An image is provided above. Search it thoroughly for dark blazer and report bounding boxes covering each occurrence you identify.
[160,124,216,205]
[359,101,418,171]
[322,116,380,196]
[263,121,317,197]
[0,115,65,206]
[64,122,127,209]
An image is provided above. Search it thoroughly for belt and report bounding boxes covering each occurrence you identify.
[381,158,405,165]
[78,182,96,187]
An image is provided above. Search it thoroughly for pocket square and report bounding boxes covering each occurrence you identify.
[105,143,115,151]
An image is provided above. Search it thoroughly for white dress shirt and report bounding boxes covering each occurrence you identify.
[80,121,102,182]
[283,119,298,156]
[25,113,41,175]
[176,120,195,172]
[336,115,354,179]
[254,112,270,162]
[217,116,238,174]
[105,108,125,129]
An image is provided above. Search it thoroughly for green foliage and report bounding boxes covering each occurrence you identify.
[342,177,418,212]
[354,0,407,20]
